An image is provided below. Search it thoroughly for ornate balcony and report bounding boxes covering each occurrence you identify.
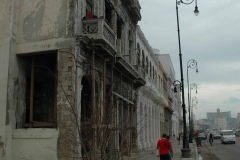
[167,100,174,112]
[121,0,141,23]
[82,18,117,58]
[115,39,138,80]
[134,65,146,87]
[158,88,168,107]
[129,0,141,22]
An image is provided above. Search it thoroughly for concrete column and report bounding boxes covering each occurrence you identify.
[0,39,11,160]
[150,108,154,147]
[152,109,156,146]
[154,110,158,142]
[111,10,117,34]
[158,113,160,139]
[147,107,150,148]
[144,106,148,149]
[138,103,145,151]
[157,113,159,139]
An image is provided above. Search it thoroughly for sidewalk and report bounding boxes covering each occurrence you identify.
[123,139,198,160]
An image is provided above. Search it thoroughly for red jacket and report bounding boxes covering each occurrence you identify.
[157,138,172,155]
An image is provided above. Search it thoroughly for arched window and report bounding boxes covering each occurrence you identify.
[137,43,141,65]
[149,61,152,77]
[128,30,132,62]
[153,66,155,79]
[146,56,148,74]
[142,51,145,68]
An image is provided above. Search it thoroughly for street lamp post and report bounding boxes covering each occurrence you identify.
[187,59,198,143]
[189,83,197,142]
[191,96,198,137]
[175,0,199,152]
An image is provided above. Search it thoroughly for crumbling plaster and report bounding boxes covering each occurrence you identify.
[0,0,13,158]
[0,0,76,160]
[17,0,68,43]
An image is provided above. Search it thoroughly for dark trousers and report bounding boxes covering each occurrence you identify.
[159,154,170,160]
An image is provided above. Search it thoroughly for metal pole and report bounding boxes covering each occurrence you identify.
[191,100,194,136]
[187,59,198,143]
[189,88,192,142]
[187,66,192,143]
[176,0,188,149]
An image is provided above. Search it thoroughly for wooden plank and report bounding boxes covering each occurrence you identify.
[54,53,58,128]
[29,57,35,127]
[24,122,55,128]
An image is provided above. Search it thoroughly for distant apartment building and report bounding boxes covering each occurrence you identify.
[215,118,227,130]
[200,109,238,130]
[207,108,231,119]
[237,113,240,128]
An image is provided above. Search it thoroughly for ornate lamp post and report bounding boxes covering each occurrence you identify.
[187,59,198,143]
[175,0,199,153]
[191,96,198,137]
[189,83,197,142]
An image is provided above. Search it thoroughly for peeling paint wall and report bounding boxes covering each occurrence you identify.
[0,0,14,159]
[17,0,68,43]
[1,0,76,159]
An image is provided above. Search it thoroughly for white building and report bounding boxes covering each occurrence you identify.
[215,118,227,130]
[135,26,169,151]
[156,54,180,138]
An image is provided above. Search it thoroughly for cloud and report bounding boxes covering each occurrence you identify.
[223,97,240,104]
[138,0,240,120]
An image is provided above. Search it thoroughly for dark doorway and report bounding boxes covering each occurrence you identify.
[81,76,92,157]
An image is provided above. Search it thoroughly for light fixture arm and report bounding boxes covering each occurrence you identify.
[178,0,199,16]
[190,83,198,92]
[179,0,195,5]
[173,80,182,92]
[187,59,198,73]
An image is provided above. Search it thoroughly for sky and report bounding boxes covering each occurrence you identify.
[138,0,240,120]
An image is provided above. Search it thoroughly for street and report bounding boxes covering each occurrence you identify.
[198,137,240,160]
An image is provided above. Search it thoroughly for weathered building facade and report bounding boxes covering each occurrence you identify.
[157,54,179,138]
[0,0,143,159]
[0,0,180,159]
[134,27,168,151]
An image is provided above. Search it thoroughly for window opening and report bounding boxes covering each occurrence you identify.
[117,19,123,39]
[86,0,93,18]
[153,67,155,79]
[137,43,141,65]
[105,2,112,27]
[145,56,148,74]
[149,61,151,77]
[25,53,57,128]
[142,51,145,69]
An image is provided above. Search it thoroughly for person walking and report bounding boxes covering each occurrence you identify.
[157,134,173,160]
[208,132,214,146]
[177,133,181,145]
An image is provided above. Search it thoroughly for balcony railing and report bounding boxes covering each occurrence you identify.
[135,65,146,81]
[82,18,116,50]
[158,88,168,106]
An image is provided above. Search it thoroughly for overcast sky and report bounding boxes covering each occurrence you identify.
[138,0,240,120]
